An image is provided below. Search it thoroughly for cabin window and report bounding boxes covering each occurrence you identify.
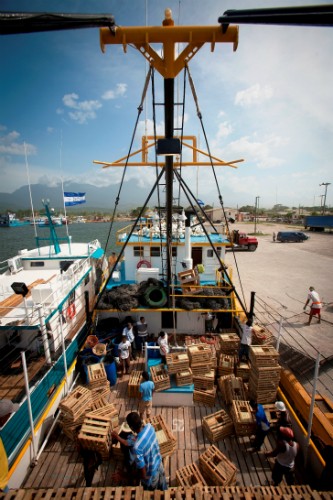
[84,275,90,286]
[134,246,144,257]
[30,261,45,267]
[207,247,221,258]
[150,247,161,257]
[162,311,176,329]
[60,261,73,273]
[172,247,177,257]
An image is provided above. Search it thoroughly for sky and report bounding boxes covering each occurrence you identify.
[0,0,332,210]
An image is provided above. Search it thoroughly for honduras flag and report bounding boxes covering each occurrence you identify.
[197,199,205,206]
[64,192,86,207]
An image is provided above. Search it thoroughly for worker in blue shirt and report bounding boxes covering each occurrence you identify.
[249,399,270,451]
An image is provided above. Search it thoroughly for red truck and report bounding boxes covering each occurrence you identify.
[227,229,258,251]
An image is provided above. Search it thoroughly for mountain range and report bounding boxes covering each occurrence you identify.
[0,181,159,213]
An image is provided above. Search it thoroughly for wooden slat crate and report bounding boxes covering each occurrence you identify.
[248,388,278,404]
[193,369,215,390]
[176,368,193,387]
[193,386,217,406]
[176,462,207,487]
[110,422,133,460]
[252,324,275,345]
[210,344,218,368]
[263,403,279,428]
[218,333,240,355]
[251,365,281,381]
[166,352,189,373]
[249,345,279,367]
[199,444,237,486]
[230,400,256,436]
[87,362,107,389]
[59,385,92,420]
[86,402,119,429]
[187,343,212,364]
[58,414,83,440]
[217,354,236,377]
[249,365,280,403]
[150,364,171,392]
[225,376,246,405]
[78,414,112,460]
[202,409,234,442]
[190,361,213,376]
[236,361,250,382]
[128,370,142,398]
[91,385,112,404]
[146,414,177,458]
[217,374,235,401]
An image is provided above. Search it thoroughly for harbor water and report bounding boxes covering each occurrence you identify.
[0,221,129,264]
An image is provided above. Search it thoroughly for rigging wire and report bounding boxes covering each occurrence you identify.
[185,63,248,310]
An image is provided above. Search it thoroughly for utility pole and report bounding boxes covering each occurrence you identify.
[254,196,260,233]
[319,183,331,215]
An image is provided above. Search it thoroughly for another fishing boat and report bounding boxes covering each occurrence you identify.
[0,213,29,228]
[0,200,108,487]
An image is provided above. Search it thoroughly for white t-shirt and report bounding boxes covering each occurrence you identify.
[241,324,252,346]
[308,290,322,309]
[157,334,169,355]
[118,340,131,359]
[123,326,135,343]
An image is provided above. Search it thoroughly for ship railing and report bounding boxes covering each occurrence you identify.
[0,257,92,323]
[0,258,9,274]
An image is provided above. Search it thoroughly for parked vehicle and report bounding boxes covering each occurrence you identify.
[277,231,309,242]
[304,215,333,231]
[227,229,258,251]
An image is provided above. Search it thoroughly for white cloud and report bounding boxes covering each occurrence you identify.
[216,121,233,139]
[0,129,36,156]
[102,83,127,100]
[223,134,288,170]
[61,93,102,124]
[235,84,273,107]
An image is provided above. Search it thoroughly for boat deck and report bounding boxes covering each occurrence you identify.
[20,354,308,491]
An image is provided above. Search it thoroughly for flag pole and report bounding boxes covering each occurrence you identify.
[59,130,70,238]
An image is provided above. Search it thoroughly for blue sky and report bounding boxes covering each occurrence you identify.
[0,0,332,209]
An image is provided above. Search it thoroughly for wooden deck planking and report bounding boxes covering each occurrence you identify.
[20,353,296,491]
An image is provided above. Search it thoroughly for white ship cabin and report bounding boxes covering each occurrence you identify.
[0,240,106,364]
[116,215,229,284]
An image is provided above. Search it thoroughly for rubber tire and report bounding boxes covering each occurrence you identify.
[144,285,167,308]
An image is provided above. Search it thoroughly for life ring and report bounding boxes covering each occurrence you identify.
[137,260,151,269]
[144,285,167,308]
[66,303,76,320]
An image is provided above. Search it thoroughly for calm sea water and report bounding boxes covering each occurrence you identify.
[0,221,130,263]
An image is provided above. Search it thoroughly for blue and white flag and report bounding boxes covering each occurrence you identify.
[64,192,86,207]
[197,199,205,206]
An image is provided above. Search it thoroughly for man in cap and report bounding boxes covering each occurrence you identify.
[304,286,322,325]
[0,399,19,428]
[275,401,292,438]
[265,426,299,486]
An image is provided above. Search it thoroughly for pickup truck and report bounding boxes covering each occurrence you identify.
[227,229,258,251]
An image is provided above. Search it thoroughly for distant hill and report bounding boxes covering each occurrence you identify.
[0,181,159,212]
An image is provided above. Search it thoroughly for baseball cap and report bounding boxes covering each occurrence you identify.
[275,401,286,412]
[0,399,19,418]
[279,427,294,440]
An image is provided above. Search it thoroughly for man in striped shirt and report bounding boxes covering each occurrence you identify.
[126,412,167,491]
